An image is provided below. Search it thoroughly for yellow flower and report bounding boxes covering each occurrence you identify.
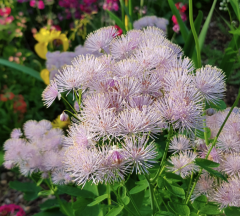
[40,69,50,85]
[52,115,70,129]
[34,28,69,59]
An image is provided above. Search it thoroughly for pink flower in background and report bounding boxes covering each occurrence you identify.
[0,204,25,216]
[30,0,36,7]
[103,0,119,11]
[38,1,45,9]
[0,7,11,17]
[172,2,187,33]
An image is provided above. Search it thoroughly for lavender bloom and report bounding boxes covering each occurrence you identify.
[133,16,169,32]
[123,136,158,174]
[10,128,22,139]
[222,153,240,176]
[42,80,61,108]
[167,151,199,178]
[169,135,192,154]
[193,65,226,104]
[84,26,118,54]
[192,174,215,200]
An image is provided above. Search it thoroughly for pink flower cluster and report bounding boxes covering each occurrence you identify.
[30,0,45,9]
[172,2,187,33]
[58,0,98,19]
[166,107,240,208]
[0,7,14,25]
[3,120,71,185]
[103,0,119,11]
[0,204,25,216]
[40,25,226,186]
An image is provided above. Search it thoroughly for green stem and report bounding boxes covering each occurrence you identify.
[151,126,173,183]
[120,0,125,26]
[61,95,78,115]
[172,162,194,174]
[129,0,133,30]
[189,0,201,68]
[125,186,142,216]
[153,190,161,212]
[46,177,71,216]
[63,110,80,121]
[145,175,155,216]
[78,89,82,111]
[107,184,111,212]
[110,185,137,216]
[186,88,240,204]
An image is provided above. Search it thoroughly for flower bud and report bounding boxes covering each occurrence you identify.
[60,111,69,121]
[206,108,215,116]
[74,101,80,112]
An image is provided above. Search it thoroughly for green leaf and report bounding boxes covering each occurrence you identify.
[57,185,96,198]
[105,206,124,216]
[38,190,54,196]
[33,209,65,216]
[9,181,41,193]
[122,196,130,205]
[168,0,189,41]
[196,127,211,140]
[168,202,190,215]
[155,211,175,216]
[164,179,185,199]
[230,0,240,22]
[157,177,164,188]
[229,28,240,35]
[87,194,108,206]
[164,172,183,182]
[184,10,203,58]
[195,158,220,168]
[199,203,221,215]
[129,180,148,194]
[73,196,103,216]
[40,199,59,211]
[219,36,240,79]
[195,159,228,182]
[106,10,126,33]
[24,192,39,201]
[206,100,227,111]
[0,58,42,81]
[59,200,75,216]
[192,195,207,210]
[225,206,240,216]
[189,213,198,216]
[0,151,4,166]
[198,0,217,51]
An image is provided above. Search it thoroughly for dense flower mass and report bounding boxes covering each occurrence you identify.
[38,25,227,187]
[4,25,233,210]
[3,120,71,185]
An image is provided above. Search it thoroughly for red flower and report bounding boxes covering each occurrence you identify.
[0,92,15,102]
[13,95,27,114]
[114,25,122,36]
[0,7,11,17]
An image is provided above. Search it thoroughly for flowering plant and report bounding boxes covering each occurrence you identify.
[4,21,240,216]
[2,0,240,216]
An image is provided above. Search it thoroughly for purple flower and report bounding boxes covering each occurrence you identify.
[42,80,61,108]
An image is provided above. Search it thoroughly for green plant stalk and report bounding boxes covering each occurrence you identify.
[125,186,142,216]
[120,0,125,25]
[128,0,133,30]
[110,185,137,216]
[45,177,71,216]
[186,88,240,204]
[145,175,155,216]
[107,184,111,212]
[189,0,201,68]
[78,89,82,111]
[150,126,173,183]
[61,95,78,115]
